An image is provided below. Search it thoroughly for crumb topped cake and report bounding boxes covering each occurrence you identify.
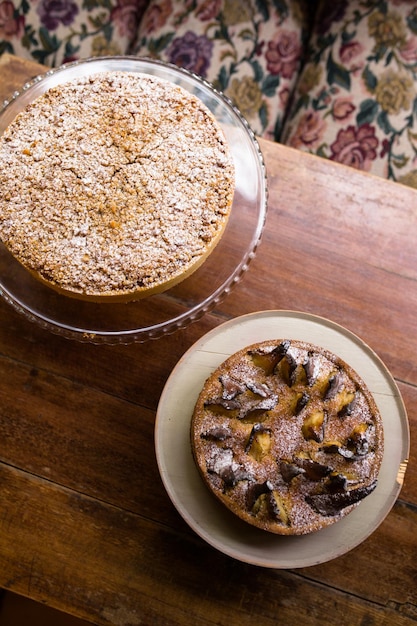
[191,339,384,535]
[0,71,235,301]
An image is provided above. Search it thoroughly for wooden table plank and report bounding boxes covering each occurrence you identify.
[1,462,416,626]
[0,53,45,102]
[0,54,416,626]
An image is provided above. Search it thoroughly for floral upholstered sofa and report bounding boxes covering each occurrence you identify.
[1,0,417,187]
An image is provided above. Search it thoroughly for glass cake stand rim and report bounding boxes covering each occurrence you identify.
[0,56,268,344]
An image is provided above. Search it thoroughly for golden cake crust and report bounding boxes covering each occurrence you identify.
[0,71,234,301]
[191,339,384,535]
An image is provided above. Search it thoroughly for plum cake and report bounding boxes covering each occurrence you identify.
[191,339,384,535]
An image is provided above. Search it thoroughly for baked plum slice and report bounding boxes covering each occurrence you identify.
[306,480,377,516]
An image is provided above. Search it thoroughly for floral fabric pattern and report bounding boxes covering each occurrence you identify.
[2,0,417,187]
[132,0,312,141]
[0,0,149,66]
[281,0,417,186]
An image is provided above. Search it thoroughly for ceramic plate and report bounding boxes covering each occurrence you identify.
[155,311,409,568]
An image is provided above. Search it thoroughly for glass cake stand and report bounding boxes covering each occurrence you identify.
[0,57,268,344]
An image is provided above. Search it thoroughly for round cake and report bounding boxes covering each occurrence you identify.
[191,339,384,535]
[0,71,235,301]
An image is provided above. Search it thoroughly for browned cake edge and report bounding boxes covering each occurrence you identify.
[0,71,235,302]
[190,339,384,536]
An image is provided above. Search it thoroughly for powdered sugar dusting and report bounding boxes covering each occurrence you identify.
[191,339,384,535]
[0,71,235,298]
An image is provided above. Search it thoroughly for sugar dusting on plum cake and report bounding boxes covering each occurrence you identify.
[191,339,384,535]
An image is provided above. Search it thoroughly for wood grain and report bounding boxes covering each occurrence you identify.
[0,55,416,626]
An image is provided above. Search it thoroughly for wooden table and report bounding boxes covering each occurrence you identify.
[0,53,416,626]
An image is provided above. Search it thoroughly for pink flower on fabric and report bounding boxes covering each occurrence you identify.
[265,30,302,79]
[111,0,140,40]
[141,0,172,34]
[36,0,79,30]
[289,110,326,150]
[195,0,222,21]
[340,40,364,65]
[168,31,213,78]
[399,36,417,63]
[330,124,379,171]
[332,97,355,121]
[0,0,24,39]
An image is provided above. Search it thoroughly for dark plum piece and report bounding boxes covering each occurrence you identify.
[324,371,344,400]
[219,374,246,400]
[302,351,318,386]
[306,480,377,516]
[200,426,231,442]
[295,457,332,481]
[248,340,290,375]
[280,461,305,483]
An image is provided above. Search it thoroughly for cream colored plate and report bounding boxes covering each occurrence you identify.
[155,311,409,568]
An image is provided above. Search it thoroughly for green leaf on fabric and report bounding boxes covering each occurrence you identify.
[373,44,388,63]
[215,17,231,45]
[21,32,32,50]
[407,128,417,143]
[79,23,88,40]
[83,0,111,9]
[38,27,59,53]
[291,93,310,118]
[377,110,396,135]
[251,59,264,83]
[315,33,337,62]
[217,65,229,92]
[378,1,389,16]
[262,73,280,97]
[82,0,100,10]
[407,12,417,35]
[392,153,409,169]
[21,25,37,49]
[385,50,394,66]
[149,32,175,55]
[316,144,329,158]
[32,48,53,64]
[102,22,112,42]
[239,28,254,41]
[313,89,331,112]
[259,102,268,131]
[272,0,289,20]
[273,115,281,142]
[89,12,107,29]
[0,41,13,55]
[255,0,270,22]
[357,99,379,126]
[413,96,417,118]
[326,52,350,90]
[362,65,377,92]
[64,40,79,57]
[341,29,357,44]
[21,0,30,14]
